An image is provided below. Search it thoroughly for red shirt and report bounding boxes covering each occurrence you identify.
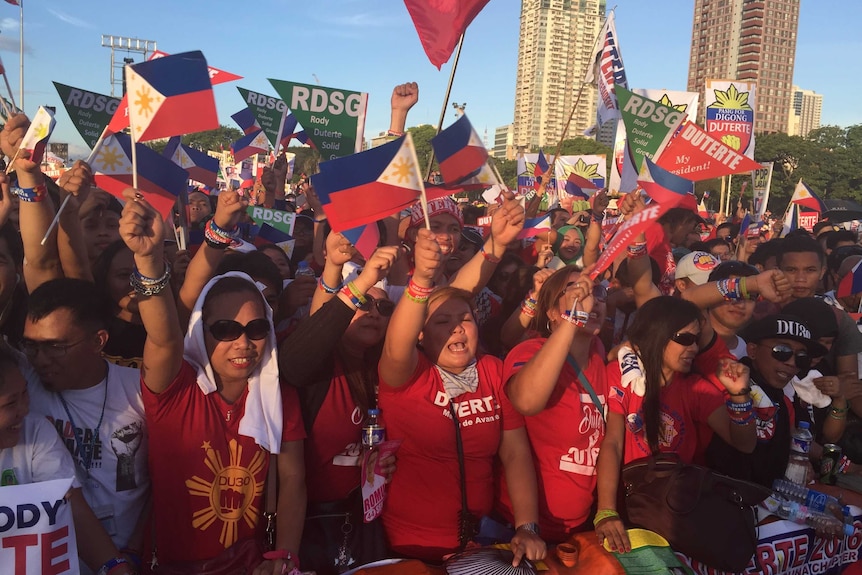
[378,353,524,561]
[498,337,607,543]
[607,343,725,465]
[305,359,365,503]
[143,361,305,565]
[645,225,675,295]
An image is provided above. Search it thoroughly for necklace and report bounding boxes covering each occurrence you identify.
[58,370,109,478]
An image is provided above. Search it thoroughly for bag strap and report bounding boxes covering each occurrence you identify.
[264,453,278,552]
[565,355,605,422]
[448,399,472,550]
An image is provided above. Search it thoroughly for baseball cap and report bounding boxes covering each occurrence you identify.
[740,314,828,357]
[675,251,720,285]
[781,298,839,340]
[408,197,464,229]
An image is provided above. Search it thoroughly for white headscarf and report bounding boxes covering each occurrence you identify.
[184,271,283,453]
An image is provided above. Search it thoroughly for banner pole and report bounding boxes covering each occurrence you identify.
[424,33,466,182]
[17,0,22,111]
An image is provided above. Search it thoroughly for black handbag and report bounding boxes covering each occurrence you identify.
[621,454,771,572]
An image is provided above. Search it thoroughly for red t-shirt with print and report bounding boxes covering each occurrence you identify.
[606,342,725,465]
[305,359,365,504]
[378,353,524,561]
[142,361,305,565]
[498,337,607,543]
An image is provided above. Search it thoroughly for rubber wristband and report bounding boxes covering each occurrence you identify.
[481,245,501,264]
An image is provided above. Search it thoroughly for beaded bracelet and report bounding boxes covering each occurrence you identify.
[13,182,48,203]
[593,509,619,527]
[385,130,404,138]
[130,262,172,296]
[627,241,648,259]
[318,277,342,294]
[561,309,589,328]
[716,277,743,301]
[340,282,367,309]
[481,245,502,264]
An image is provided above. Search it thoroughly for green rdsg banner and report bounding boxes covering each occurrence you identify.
[269,79,367,159]
[615,84,687,172]
[237,87,287,148]
[53,82,121,148]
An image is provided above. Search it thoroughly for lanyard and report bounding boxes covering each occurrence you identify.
[565,354,605,422]
[57,373,108,476]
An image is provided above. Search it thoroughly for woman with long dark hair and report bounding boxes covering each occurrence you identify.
[502,265,608,543]
[594,296,756,554]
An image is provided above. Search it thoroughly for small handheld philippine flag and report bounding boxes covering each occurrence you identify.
[18,106,56,165]
[431,114,488,185]
[231,108,261,136]
[125,50,218,142]
[163,136,219,188]
[231,130,270,163]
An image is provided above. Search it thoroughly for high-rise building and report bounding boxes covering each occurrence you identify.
[513,0,605,152]
[687,0,800,134]
[787,85,822,138]
[492,124,515,160]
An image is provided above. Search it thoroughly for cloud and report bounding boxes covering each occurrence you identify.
[0,36,32,55]
[46,8,93,29]
[327,13,404,28]
[0,18,16,32]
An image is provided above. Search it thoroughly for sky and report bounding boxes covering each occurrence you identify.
[3,0,861,159]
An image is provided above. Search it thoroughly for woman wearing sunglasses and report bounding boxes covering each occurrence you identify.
[279,231,400,574]
[595,296,756,554]
[378,228,546,565]
[119,190,306,575]
[502,266,609,543]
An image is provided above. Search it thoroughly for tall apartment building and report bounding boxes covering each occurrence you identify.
[787,85,822,137]
[513,0,605,152]
[687,0,800,134]
[492,124,515,160]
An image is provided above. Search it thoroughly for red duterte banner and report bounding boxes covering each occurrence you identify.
[655,121,761,181]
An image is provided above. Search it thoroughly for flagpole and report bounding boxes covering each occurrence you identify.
[17,0,22,111]
[423,33,465,182]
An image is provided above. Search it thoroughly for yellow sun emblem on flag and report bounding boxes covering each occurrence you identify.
[383,157,414,185]
[96,145,124,172]
[33,122,51,141]
[657,94,688,114]
[133,85,161,120]
[185,439,266,548]
[568,158,600,180]
[707,84,752,110]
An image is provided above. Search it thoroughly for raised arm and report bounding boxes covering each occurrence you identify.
[309,230,356,315]
[1,114,62,292]
[450,190,524,295]
[388,82,418,136]
[177,189,247,327]
[500,268,554,351]
[119,189,183,394]
[379,228,440,387]
[680,269,790,310]
[55,161,95,282]
[582,190,608,267]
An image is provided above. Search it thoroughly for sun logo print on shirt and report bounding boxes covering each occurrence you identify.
[186,439,267,548]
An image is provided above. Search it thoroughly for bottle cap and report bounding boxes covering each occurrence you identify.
[368,408,381,416]
[844,523,855,536]
[799,421,811,429]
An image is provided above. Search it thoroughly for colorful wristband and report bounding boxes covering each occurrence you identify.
[318,277,342,294]
[481,244,502,264]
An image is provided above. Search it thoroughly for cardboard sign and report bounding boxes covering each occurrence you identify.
[246,206,296,236]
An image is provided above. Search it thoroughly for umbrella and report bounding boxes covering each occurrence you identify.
[822,198,862,223]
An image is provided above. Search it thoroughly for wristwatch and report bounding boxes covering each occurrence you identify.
[516,522,540,536]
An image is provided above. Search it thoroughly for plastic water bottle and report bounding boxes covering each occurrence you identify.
[361,408,385,449]
[772,478,841,513]
[785,421,813,485]
[774,500,853,537]
[294,260,316,280]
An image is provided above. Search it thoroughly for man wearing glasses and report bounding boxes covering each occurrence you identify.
[20,278,149,572]
[706,314,827,487]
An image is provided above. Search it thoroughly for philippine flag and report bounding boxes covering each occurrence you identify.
[637,157,694,209]
[565,172,598,200]
[341,223,381,259]
[837,259,862,298]
[312,133,424,232]
[533,149,550,190]
[256,223,292,245]
[125,50,218,142]
[163,136,219,188]
[90,132,188,219]
[231,108,261,136]
[790,179,827,213]
[18,106,56,165]
[517,214,552,240]
[231,130,269,163]
[431,114,488,185]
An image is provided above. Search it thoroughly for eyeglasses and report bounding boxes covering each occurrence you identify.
[670,332,699,347]
[207,318,271,342]
[359,296,395,317]
[770,344,811,370]
[562,281,608,303]
[20,336,90,359]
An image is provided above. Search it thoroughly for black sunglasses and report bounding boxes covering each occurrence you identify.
[208,318,271,342]
[562,281,608,303]
[770,344,811,370]
[359,296,395,317]
[671,332,699,347]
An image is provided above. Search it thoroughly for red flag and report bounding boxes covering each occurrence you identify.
[403,0,490,69]
[655,121,762,181]
[3,0,19,5]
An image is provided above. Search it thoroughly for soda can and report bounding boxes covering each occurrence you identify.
[820,443,842,485]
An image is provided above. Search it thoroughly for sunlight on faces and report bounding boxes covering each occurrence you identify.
[558,229,583,261]
[188,192,212,224]
[343,287,391,349]
[662,320,700,376]
[203,290,269,388]
[0,362,28,449]
[748,337,807,389]
[551,271,607,336]
[428,214,462,256]
[420,296,478,374]
[779,252,824,299]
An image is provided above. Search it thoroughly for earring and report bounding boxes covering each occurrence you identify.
[546,319,552,333]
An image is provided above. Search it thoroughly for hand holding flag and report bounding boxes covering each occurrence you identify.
[4,106,55,174]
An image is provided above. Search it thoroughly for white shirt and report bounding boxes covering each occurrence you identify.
[0,414,77,485]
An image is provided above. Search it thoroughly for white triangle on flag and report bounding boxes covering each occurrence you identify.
[90,134,132,175]
[125,67,167,139]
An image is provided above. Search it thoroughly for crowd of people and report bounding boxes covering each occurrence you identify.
[3,83,862,575]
